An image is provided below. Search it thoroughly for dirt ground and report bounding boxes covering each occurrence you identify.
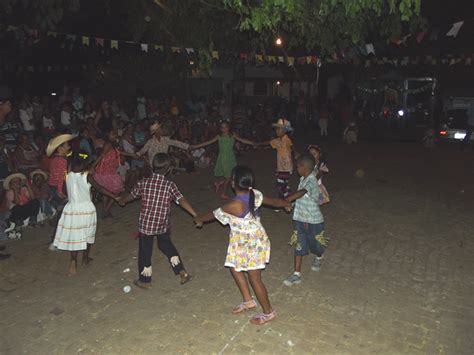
[1,138,473,354]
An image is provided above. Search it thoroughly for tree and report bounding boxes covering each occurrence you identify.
[223,0,424,53]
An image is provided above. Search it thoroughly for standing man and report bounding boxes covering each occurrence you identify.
[461,99,474,150]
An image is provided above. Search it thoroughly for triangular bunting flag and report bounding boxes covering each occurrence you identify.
[446,21,463,38]
[366,43,375,55]
[66,34,76,41]
[212,51,219,59]
[96,38,104,47]
[466,57,472,66]
[185,48,194,54]
[306,56,312,64]
[82,36,90,46]
[297,57,306,65]
[240,53,248,61]
[288,57,295,66]
[267,56,276,64]
[255,54,264,64]
[171,47,181,53]
[141,43,148,52]
[278,56,284,63]
[111,40,118,50]
[155,45,164,51]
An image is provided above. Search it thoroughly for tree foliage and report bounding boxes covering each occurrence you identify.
[223,0,424,53]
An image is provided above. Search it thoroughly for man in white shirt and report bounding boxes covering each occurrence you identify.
[19,100,35,140]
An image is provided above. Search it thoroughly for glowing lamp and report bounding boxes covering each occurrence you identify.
[275,38,282,46]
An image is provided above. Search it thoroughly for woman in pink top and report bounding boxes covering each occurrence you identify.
[94,130,134,219]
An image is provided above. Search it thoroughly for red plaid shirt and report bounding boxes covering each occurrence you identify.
[131,173,183,235]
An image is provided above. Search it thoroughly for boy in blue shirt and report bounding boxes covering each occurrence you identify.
[283,154,328,286]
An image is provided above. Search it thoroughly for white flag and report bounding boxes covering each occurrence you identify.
[446,21,464,38]
[366,43,375,55]
[141,43,148,52]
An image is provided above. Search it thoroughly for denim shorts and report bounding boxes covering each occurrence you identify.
[294,221,326,257]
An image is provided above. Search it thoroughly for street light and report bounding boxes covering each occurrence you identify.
[275,37,282,46]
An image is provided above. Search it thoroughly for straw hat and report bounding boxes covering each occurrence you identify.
[29,169,48,180]
[46,134,75,157]
[272,118,293,132]
[3,173,27,189]
[149,122,161,133]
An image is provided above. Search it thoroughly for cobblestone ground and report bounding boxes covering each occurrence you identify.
[1,140,473,354]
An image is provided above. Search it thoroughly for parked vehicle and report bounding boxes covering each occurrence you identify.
[439,95,474,142]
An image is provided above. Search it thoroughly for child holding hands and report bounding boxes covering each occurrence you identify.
[195,166,290,325]
[283,155,328,286]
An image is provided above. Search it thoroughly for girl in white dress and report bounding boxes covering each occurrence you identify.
[54,150,119,275]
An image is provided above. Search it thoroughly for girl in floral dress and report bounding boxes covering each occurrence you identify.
[191,121,255,199]
[195,166,289,325]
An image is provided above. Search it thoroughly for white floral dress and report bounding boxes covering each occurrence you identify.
[213,190,270,271]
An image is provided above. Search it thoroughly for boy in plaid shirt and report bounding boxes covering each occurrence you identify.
[120,153,198,289]
[283,155,328,286]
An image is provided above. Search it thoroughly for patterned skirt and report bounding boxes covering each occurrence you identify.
[93,172,124,194]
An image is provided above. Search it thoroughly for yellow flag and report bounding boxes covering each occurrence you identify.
[111,40,118,49]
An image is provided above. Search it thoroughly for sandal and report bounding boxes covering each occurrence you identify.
[249,311,277,325]
[232,300,257,314]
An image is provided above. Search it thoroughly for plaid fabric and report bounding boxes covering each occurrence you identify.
[131,173,183,235]
[293,174,324,224]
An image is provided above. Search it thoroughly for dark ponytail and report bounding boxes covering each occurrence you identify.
[231,165,256,217]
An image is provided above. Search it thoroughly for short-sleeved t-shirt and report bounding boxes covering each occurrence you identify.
[270,135,293,173]
[293,174,324,224]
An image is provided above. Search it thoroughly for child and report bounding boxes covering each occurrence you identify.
[343,121,358,144]
[47,134,75,250]
[119,153,197,289]
[194,166,290,325]
[307,145,330,205]
[54,150,120,275]
[191,121,256,199]
[259,118,297,205]
[283,155,328,286]
[30,169,54,223]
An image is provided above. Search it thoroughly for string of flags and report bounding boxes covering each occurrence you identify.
[4,20,472,71]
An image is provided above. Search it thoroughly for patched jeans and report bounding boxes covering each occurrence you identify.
[294,221,327,257]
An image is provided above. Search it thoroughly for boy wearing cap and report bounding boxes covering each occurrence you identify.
[46,134,74,249]
[259,119,298,205]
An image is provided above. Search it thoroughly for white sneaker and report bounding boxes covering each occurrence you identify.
[48,243,57,251]
[311,256,323,272]
[4,222,15,233]
[283,272,302,286]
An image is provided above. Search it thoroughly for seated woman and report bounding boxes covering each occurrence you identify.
[13,134,41,173]
[3,173,40,230]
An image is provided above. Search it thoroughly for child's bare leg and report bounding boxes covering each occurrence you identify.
[220,178,231,199]
[230,268,253,302]
[248,270,273,314]
[82,243,93,265]
[294,255,303,273]
[69,251,78,275]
